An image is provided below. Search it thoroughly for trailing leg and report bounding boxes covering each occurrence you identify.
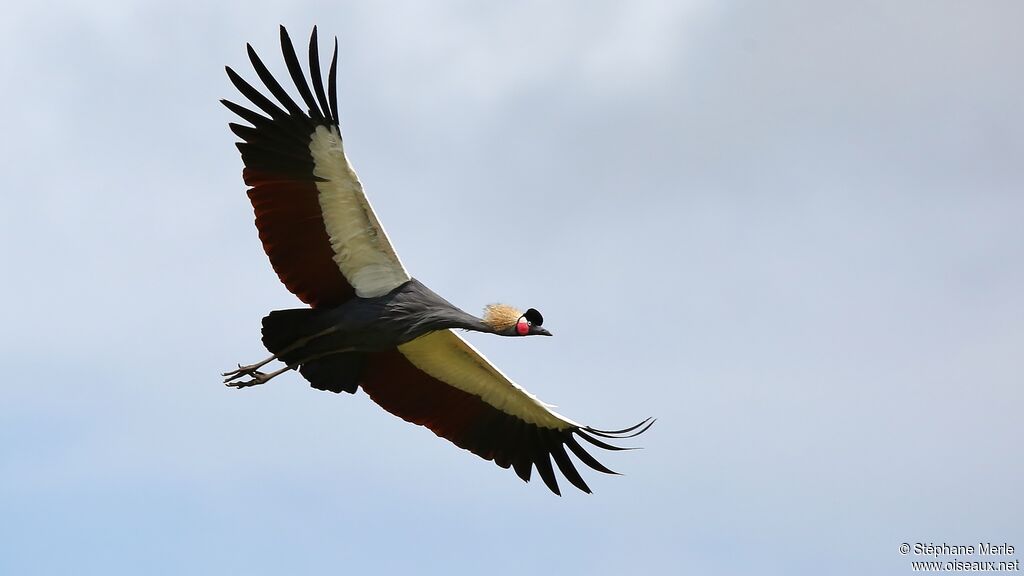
[224,364,294,388]
[222,355,276,383]
[221,307,339,385]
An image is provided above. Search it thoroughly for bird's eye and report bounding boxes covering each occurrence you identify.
[516,318,530,336]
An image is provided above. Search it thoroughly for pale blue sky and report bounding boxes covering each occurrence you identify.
[2,1,1022,574]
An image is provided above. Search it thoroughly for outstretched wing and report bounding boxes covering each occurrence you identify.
[360,330,654,495]
[223,26,410,307]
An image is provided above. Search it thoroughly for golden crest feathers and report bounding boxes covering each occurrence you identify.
[482,303,523,331]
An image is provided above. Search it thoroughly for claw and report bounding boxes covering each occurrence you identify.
[222,354,278,383]
[226,371,268,388]
[223,363,264,383]
[223,364,292,389]
[221,363,244,377]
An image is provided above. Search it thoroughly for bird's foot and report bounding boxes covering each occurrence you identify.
[222,362,265,384]
[225,370,271,389]
[223,364,292,388]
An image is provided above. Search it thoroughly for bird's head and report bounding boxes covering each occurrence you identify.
[482,304,551,337]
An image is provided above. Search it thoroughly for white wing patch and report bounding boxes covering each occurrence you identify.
[309,125,411,297]
[397,330,579,430]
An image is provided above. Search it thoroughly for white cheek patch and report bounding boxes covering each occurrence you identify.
[516,319,530,335]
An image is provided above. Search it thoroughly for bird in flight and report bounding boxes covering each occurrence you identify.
[221,26,652,495]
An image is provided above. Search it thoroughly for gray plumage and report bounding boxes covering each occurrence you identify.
[265,279,489,358]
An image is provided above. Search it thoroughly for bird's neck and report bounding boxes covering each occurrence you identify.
[437,310,499,335]
[394,278,500,337]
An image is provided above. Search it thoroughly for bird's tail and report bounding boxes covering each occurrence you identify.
[261,308,366,394]
[261,308,326,360]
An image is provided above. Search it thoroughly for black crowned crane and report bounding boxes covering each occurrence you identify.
[221,26,652,495]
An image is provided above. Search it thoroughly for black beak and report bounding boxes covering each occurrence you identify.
[532,326,553,336]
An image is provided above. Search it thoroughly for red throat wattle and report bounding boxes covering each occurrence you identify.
[516,319,530,335]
